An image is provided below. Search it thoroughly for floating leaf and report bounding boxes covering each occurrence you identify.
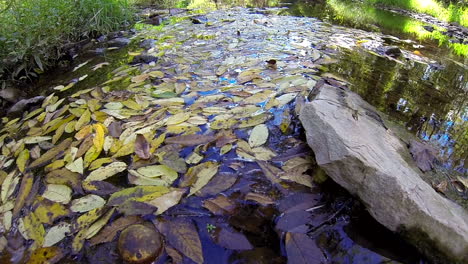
[13,172,33,217]
[42,184,72,204]
[65,157,84,174]
[19,211,45,248]
[29,138,72,169]
[215,228,253,250]
[43,222,71,247]
[70,194,106,213]
[203,195,236,215]
[33,197,70,224]
[84,161,127,182]
[26,246,64,264]
[166,112,191,125]
[160,219,204,264]
[285,232,324,264]
[189,162,219,196]
[165,134,216,146]
[147,188,185,215]
[107,186,170,206]
[89,215,143,246]
[135,134,151,159]
[118,200,157,216]
[248,124,269,147]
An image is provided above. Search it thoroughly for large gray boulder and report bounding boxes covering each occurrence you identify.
[299,84,468,264]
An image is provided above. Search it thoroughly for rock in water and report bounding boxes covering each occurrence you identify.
[299,84,468,264]
[118,224,163,264]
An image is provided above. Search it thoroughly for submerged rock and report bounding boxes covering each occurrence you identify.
[299,84,468,264]
[108,37,131,48]
[140,39,157,50]
[8,96,45,115]
[118,224,163,264]
[130,54,158,64]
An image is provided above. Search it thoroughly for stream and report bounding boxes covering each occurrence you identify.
[0,1,467,264]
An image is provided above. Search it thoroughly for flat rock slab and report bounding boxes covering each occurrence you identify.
[299,84,468,263]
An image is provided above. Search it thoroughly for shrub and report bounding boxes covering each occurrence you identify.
[0,0,134,81]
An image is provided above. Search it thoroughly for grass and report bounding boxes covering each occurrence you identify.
[0,0,135,81]
[365,0,468,27]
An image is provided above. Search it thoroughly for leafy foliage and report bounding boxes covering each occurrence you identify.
[0,0,134,80]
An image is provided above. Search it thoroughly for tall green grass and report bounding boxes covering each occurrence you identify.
[0,0,134,80]
[365,0,468,26]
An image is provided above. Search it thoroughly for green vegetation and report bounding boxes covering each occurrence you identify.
[0,0,134,81]
[365,0,468,26]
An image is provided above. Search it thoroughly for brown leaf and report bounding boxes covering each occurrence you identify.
[203,195,236,216]
[28,138,72,168]
[165,245,184,264]
[276,211,310,233]
[285,232,324,264]
[118,201,157,216]
[108,121,122,138]
[159,219,204,264]
[165,134,216,146]
[13,173,34,217]
[45,168,83,194]
[197,172,238,197]
[244,192,275,206]
[135,134,151,159]
[82,181,121,196]
[89,216,143,246]
[215,228,253,250]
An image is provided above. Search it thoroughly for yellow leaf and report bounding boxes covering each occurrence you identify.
[72,208,112,253]
[122,99,142,110]
[148,71,164,78]
[18,212,45,248]
[16,149,29,172]
[189,163,219,196]
[131,73,150,83]
[84,145,101,168]
[65,120,77,133]
[88,157,114,171]
[166,112,191,125]
[93,123,106,152]
[52,122,67,144]
[1,170,19,203]
[84,207,115,239]
[112,141,135,158]
[34,197,70,224]
[107,186,170,206]
[75,125,93,140]
[29,138,72,169]
[13,173,33,217]
[75,109,91,131]
[26,246,64,264]
[150,133,166,152]
[84,161,127,182]
[45,160,65,171]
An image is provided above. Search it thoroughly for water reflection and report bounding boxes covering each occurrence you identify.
[326,48,467,174]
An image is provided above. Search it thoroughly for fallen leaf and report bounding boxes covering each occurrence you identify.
[29,138,72,168]
[189,162,219,196]
[203,195,236,215]
[197,172,238,197]
[166,112,191,125]
[70,194,106,213]
[26,246,64,264]
[84,161,127,182]
[33,197,70,224]
[107,186,170,206]
[13,172,34,217]
[43,222,71,247]
[82,180,121,196]
[245,192,275,206]
[89,215,143,246]
[147,188,185,215]
[42,184,72,204]
[19,211,45,248]
[165,134,216,146]
[65,157,84,174]
[215,228,253,250]
[16,149,29,172]
[285,232,324,264]
[135,134,151,159]
[118,200,157,216]
[159,219,204,264]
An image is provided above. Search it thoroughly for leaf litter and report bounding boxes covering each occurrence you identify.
[0,7,372,264]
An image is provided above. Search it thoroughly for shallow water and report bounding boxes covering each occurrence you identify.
[2,1,467,264]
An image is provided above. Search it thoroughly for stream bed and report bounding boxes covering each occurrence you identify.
[0,1,466,264]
